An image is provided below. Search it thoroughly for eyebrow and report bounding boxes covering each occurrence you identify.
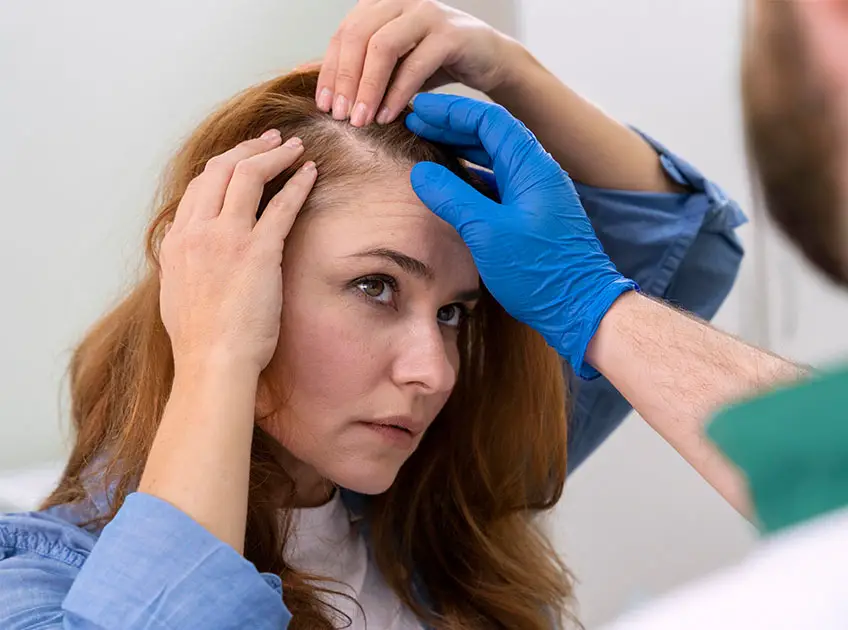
[348,247,482,302]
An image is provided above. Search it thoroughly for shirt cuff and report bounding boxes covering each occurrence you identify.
[62,492,290,629]
[574,129,746,298]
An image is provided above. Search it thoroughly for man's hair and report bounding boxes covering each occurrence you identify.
[742,1,847,285]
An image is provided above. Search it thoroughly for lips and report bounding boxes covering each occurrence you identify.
[362,416,425,437]
[357,417,422,449]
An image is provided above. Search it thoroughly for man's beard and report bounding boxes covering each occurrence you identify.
[742,3,847,285]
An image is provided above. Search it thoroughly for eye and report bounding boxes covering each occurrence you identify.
[354,275,397,305]
[437,304,470,328]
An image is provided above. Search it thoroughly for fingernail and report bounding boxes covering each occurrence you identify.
[350,102,368,127]
[332,94,349,120]
[317,88,333,112]
[284,136,303,148]
[302,161,316,172]
[376,106,392,125]
[261,128,282,141]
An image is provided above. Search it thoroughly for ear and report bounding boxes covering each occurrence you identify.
[797,1,848,94]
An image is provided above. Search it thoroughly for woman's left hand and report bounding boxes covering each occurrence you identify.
[316,0,523,127]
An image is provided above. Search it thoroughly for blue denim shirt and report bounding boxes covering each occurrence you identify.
[0,134,746,629]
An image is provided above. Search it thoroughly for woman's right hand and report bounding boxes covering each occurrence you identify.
[159,130,317,375]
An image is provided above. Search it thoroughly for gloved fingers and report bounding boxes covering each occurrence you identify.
[406,113,493,168]
[463,164,499,197]
[409,93,555,189]
[455,148,493,170]
[410,162,494,234]
[406,112,480,147]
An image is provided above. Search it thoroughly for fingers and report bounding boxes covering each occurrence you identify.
[406,112,481,147]
[374,33,447,125]
[353,16,432,126]
[410,162,492,234]
[219,136,306,227]
[464,163,499,198]
[255,161,318,247]
[409,93,510,137]
[173,130,284,230]
[406,111,492,168]
[322,2,404,122]
[453,147,493,170]
[410,93,545,181]
[316,35,342,112]
[317,0,452,127]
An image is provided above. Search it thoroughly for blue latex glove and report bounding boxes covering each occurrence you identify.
[406,93,637,378]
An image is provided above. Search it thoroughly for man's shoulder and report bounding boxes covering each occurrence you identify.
[708,363,848,534]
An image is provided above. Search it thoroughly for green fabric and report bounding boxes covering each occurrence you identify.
[707,364,848,535]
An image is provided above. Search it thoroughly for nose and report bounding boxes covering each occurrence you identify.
[391,320,457,395]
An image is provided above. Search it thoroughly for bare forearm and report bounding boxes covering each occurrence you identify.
[139,356,259,553]
[488,42,683,193]
[586,292,806,515]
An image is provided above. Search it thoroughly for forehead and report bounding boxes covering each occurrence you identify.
[300,169,475,272]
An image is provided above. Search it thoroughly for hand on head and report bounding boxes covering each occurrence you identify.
[315,0,513,127]
[159,131,317,375]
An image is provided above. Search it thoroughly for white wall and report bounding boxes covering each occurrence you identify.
[3,0,846,628]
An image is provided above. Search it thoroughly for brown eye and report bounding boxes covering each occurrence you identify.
[360,278,385,298]
[354,275,396,304]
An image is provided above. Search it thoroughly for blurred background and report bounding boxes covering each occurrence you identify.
[2,0,847,627]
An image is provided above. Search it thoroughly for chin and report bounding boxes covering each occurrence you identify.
[324,461,402,496]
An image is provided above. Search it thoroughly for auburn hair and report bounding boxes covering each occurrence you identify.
[43,67,575,629]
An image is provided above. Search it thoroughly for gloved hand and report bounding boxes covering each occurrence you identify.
[406,93,637,378]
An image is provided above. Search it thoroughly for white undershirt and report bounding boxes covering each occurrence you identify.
[286,492,425,629]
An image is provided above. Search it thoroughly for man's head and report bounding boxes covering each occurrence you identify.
[742,0,848,284]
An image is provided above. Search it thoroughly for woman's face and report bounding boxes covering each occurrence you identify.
[264,166,480,499]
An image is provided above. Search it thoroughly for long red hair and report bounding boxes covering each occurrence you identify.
[43,68,575,629]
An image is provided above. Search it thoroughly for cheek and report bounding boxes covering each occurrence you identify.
[280,300,383,414]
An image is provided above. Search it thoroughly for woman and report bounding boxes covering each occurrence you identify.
[1,66,572,628]
[0,2,746,629]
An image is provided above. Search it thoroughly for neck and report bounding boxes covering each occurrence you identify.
[291,467,335,508]
[256,412,336,507]
[273,444,335,508]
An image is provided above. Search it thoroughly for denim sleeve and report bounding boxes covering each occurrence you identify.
[0,493,290,629]
[566,131,747,471]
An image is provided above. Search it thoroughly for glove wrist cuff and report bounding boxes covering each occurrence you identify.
[558,277,638,380]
